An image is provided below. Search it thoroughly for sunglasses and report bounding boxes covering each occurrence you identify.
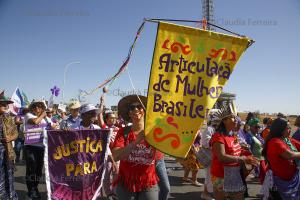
[128,103,143,111]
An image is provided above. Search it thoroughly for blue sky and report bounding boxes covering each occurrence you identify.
[1,0,299,115]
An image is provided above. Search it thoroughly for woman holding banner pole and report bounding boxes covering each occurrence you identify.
[112,95,159,200]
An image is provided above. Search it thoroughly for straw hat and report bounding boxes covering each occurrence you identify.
[68,100,81,110]
[118,95,147,121]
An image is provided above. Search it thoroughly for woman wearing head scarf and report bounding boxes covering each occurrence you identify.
[262,118,300,199]
[245,118,264,179]
[210,105,258,200]
[112,95,159,200]
[0,91,18,199]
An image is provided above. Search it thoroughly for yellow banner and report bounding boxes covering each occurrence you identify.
[145,22,251,158]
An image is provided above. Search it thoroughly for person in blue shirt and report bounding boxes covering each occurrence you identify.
[60,100,81,130]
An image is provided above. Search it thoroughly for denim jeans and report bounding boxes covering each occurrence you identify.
[14,137,24,162]
[116,184,159,200]
[156,158,170,200]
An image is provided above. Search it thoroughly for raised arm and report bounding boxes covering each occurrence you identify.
[27,111,47,125]
[97,96,105,127]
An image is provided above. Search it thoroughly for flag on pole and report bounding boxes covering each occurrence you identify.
[9,87,26,115]
[145,22,252,158]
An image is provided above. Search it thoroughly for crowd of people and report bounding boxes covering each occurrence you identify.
[0,90,300,200]
[188,109,300,200]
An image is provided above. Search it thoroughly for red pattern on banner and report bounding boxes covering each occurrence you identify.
[153,127,180,148]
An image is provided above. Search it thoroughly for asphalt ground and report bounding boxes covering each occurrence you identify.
[14,156,262,200]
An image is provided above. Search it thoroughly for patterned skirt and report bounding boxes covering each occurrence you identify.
[273,170,300,200]
[177,147,203,170]
[0,144,18,200]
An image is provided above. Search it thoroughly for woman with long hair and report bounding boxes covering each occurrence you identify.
[262,118,300,199]
[210,105,258,200]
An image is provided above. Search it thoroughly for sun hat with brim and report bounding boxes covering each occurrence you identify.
[29,101,47,110]
[0,91,14,104]
[68,100,81,110]
[79,103,99,115]
[118,95,147,121]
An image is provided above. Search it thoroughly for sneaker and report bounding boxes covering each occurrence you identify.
[28,189,41,200]
[191,181,203,187]
[35,188,41,199]
[182,177,191,182]
[201,192,214,200]
[107,194,118,200]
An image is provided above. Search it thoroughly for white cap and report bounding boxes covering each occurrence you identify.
[79,103,99,114]
[58,104,67,113]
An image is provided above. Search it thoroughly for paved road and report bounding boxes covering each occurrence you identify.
[164,156,261,200]
[14,156,262,199]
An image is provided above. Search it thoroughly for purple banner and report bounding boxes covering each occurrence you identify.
[44,129,110,200]
[24,123,48,144]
